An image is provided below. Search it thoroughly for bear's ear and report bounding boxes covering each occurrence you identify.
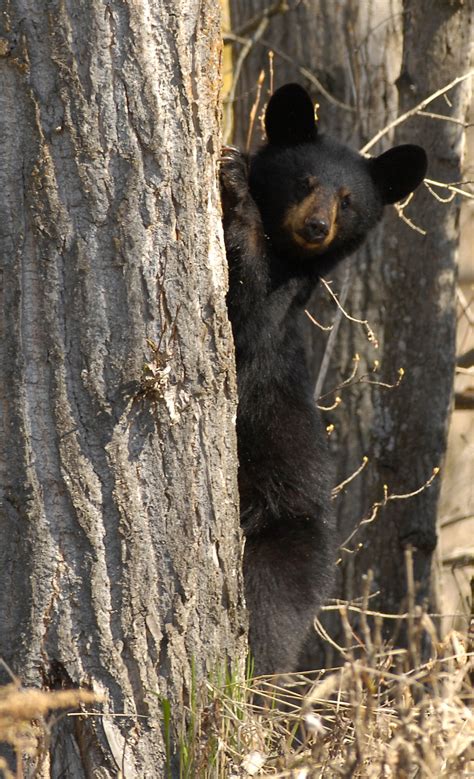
[370,145,427,204]
[265,83,317,146]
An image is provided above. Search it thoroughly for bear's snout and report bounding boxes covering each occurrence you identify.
[301,216,330,243]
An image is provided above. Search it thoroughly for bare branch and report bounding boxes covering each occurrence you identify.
[224,19,270,143]
[386,467,440,502]
[442,549,474,568]
[319,276,379,347]
[245,69,266,152]
[317,396,342,412]
[336,468,440,564]
[457,287,474,326]
[440,513,474,529]
[361,366,404,390]
[317,354,360,402]
[231,0,292,37]
[457,348,474,369]
[317,355,404,407]
[394,202,427,234]
[223,31,355,112]
[314,268,351,399]
[360,70,474,155]
[332,456,369,498]
[455,390,474,410]
[304,307,334,331]
[417,110,474,128]
[424,178,474,202]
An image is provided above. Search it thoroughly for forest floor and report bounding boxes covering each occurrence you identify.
[177,593,473,779]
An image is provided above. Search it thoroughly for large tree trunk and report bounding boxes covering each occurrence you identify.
[0,2,245,776]
[226,0,472,663]
[365,0,472,628]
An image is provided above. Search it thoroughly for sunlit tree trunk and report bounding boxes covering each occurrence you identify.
[0,1,245,775]
[226,0,472,663]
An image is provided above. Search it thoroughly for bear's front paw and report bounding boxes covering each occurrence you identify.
[220,145,250,206]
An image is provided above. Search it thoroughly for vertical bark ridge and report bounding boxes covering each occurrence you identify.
[0,1,244,774]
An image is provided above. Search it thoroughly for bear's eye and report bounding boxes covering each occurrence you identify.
[298,175,317,196]
[340,193,351,210]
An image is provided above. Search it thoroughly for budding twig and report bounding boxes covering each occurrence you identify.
[336,468,440,564]
[319,277,379,347]
[332,456,369,497]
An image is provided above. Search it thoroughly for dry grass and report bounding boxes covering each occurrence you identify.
[0,582,471,778]
[0,609,471,778]
[0,673,102,779]
[179,589,474,778]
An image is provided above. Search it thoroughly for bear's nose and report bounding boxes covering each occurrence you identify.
[303,217,330,242]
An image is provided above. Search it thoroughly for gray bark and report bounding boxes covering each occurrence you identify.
[365,0,472,625]
[227,0,472,662]
[0,2,245,776]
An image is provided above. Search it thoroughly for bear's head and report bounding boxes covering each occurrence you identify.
[249,84,427,272]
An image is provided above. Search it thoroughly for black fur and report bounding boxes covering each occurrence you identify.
[221,84,427,676]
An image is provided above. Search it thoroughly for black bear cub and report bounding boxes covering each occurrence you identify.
[221,83,427,677]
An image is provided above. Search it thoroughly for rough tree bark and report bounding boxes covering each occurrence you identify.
[367,0,473,628]
[0,1,245,776]
[226,0,472,661]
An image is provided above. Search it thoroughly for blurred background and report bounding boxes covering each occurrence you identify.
[222,0,473,652]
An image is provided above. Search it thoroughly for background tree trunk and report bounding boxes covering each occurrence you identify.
[226,0,472,663]
[0,1,245,776]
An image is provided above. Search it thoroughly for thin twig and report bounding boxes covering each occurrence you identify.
[425,178,474,203]
[314,268,351,399]
[317,354,360,402]
[246,69,266,152]
[443,549,474,567]
[224,18,270,143]
[319,358,403,396]
[361,367,404,390]
[332,456,369,497]
[394,204,427,235]
[305,308,334,331]
[417,110,474,128]
[319,276,379,347]
[457,348,474,369]
[385,467,440,501]
[360,70,474,154]
[223,31,355,112]
[405,547,420,669]
[337,468,440,563]
[313,616,350,659]
[321,603,469,621]
[441,513,474,529]
[231,0,292,38]
[455,391,474,410]
[317,396,342,412]
[457,287,474,326]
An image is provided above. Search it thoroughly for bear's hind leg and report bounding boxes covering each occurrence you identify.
[243,518,334,678]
